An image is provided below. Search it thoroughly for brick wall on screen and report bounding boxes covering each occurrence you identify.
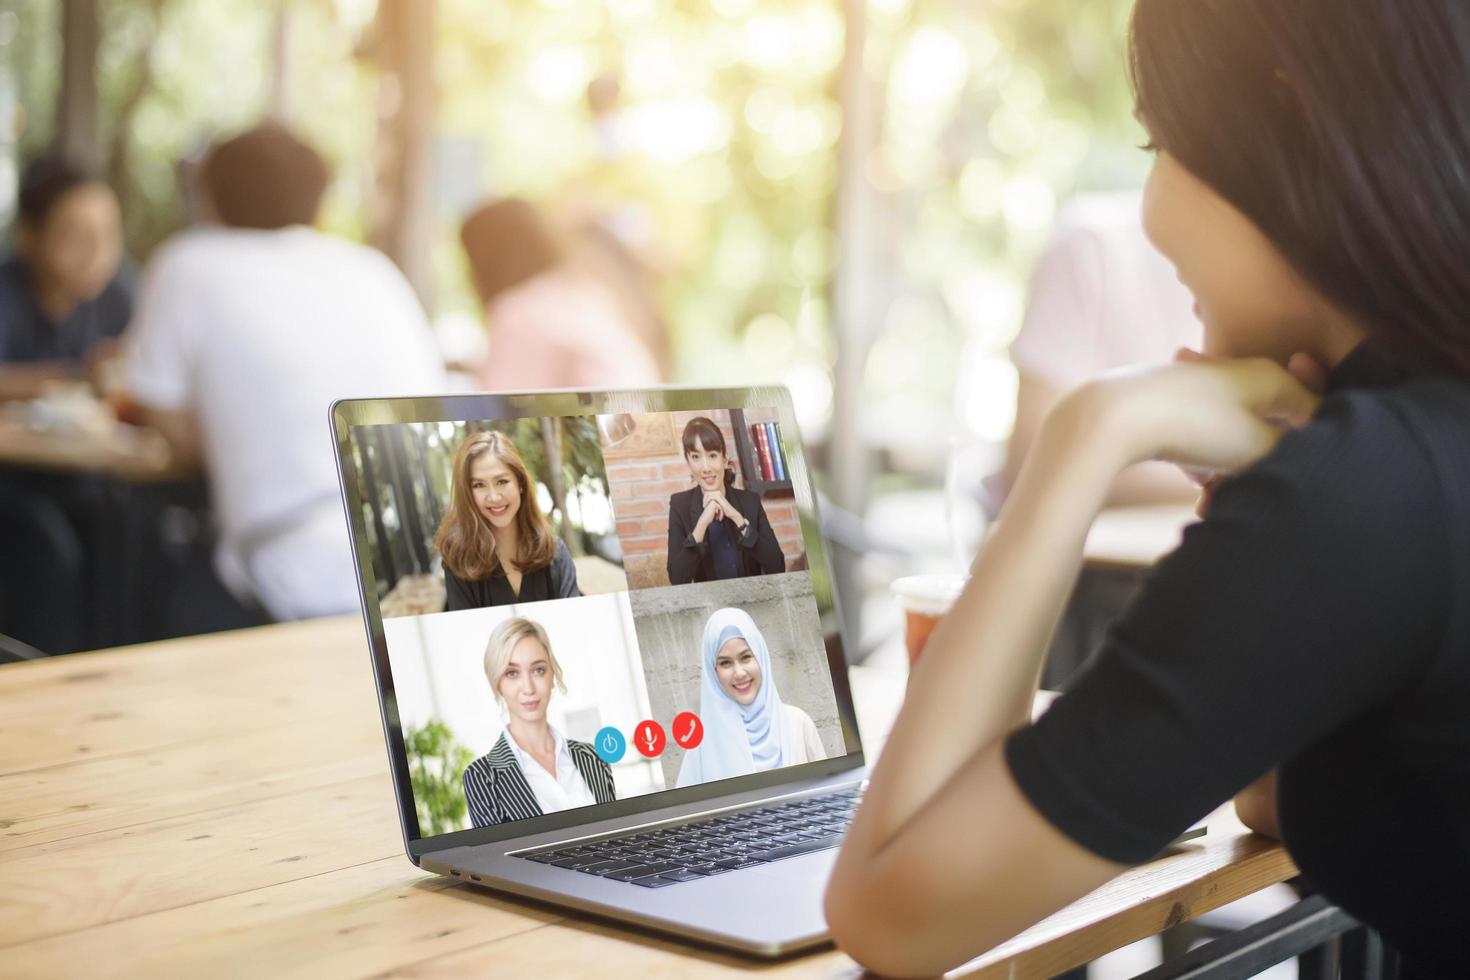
[606,408,805,590]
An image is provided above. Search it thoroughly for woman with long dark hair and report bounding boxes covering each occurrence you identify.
[434,431,580,609]
[826,1,1470,974]
[665,416,784,585]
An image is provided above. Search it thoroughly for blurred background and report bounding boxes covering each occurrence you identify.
[0,0,1158,658]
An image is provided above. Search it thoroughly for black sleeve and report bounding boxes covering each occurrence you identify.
[443,567,477,612]
[739,494,786,574]
[667,495,705,585]
[1004,392,1450,864]
[551,540,581,598]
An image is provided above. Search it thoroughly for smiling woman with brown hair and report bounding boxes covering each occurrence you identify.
[826,0,1470,974]
[434,431,580,610]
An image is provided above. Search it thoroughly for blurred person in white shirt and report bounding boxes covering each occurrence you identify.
[123,124,446,622]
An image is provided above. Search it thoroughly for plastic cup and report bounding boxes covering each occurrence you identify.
[891,574,968,666]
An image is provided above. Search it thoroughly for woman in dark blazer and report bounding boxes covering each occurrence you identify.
[666,416,784,585]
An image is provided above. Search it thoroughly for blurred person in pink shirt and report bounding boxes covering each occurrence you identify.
[1000,193,1204,692]
[1002,192,1203,507]
[459,199,664,392]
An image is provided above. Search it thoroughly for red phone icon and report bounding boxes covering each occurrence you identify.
[634,719,667,757]
[673,711,703,749]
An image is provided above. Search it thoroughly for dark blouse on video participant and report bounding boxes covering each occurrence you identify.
[1005,343,1470,969]
[666,416,784,586]
[434,431,582,611]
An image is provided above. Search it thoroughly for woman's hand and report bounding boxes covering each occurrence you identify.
[1172,350,1330,516]
[692,496,723,542]
[701,490,748,530]
[1059,353,1322,479]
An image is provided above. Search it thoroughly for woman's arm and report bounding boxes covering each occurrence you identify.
[827,394,1130,975]
[666,495,704,585]
[739,495,786,574]
[827,359,1320,976]
[1004,372,1203,507]
[551,540,581,598]
[462,766,498,828]
[443,567,477,612]
[1234,771,1281,838]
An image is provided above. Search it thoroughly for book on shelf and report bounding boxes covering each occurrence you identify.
[750,423,776,481]
[748,421,790,484]
[764,422,787,481]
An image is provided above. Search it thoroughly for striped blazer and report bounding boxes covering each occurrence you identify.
[462,731,617,828]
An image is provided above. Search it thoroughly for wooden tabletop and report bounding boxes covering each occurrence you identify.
[0,415,176,482]
[0,616,1295,978]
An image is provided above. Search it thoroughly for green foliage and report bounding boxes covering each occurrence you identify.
[8,0,1147,468]
[404,718,476,837]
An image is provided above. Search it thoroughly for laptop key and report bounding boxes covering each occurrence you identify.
[748,833,845,862]
[523,851,563,864]
[602,862,687,882]
[629,875,681,888]
[551,854,619,870]
[657,868,707,883]
[714,857,766,869]
[687,863,734,876]
[580,860,646,876]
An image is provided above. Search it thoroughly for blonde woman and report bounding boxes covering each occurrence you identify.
[434,430,580,610]
[462,617,615,827]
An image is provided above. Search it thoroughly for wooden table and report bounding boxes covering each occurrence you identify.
[0,416,176,482]
[0,617,1296,978]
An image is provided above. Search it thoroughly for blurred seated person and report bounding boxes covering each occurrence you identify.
[0,158,133,654]
[0,157,132,400]
[1002,194,1203,691]
[122,123,446,623]
[1002,192,1202,507]
[459,198,663,391]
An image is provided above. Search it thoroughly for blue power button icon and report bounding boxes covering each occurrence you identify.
[593,726,626,764]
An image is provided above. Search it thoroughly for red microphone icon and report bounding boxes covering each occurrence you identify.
[634,719,666,758]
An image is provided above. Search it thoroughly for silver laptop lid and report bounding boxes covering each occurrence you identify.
[331,387,864,863]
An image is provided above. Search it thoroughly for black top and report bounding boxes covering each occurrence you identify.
[707,512,741,579]
[0,254,134,364]
[1004,343,1470,970]
[666,484,785,585]
[462,731,617,828]
[443,538,581,611]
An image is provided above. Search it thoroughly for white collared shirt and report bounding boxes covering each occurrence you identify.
[505,725,596,815]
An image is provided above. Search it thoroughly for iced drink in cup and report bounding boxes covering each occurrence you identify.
[891,574,968,666]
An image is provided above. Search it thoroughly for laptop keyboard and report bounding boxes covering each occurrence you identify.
[516,785,862,888]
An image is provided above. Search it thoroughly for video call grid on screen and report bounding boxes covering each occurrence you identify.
[332,389,863,853]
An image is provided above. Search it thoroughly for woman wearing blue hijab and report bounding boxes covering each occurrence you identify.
[676,608,826,787]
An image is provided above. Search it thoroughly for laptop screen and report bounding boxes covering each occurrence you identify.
[333,390,861,851]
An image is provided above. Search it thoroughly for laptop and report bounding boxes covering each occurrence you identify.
[330,386,868,956]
